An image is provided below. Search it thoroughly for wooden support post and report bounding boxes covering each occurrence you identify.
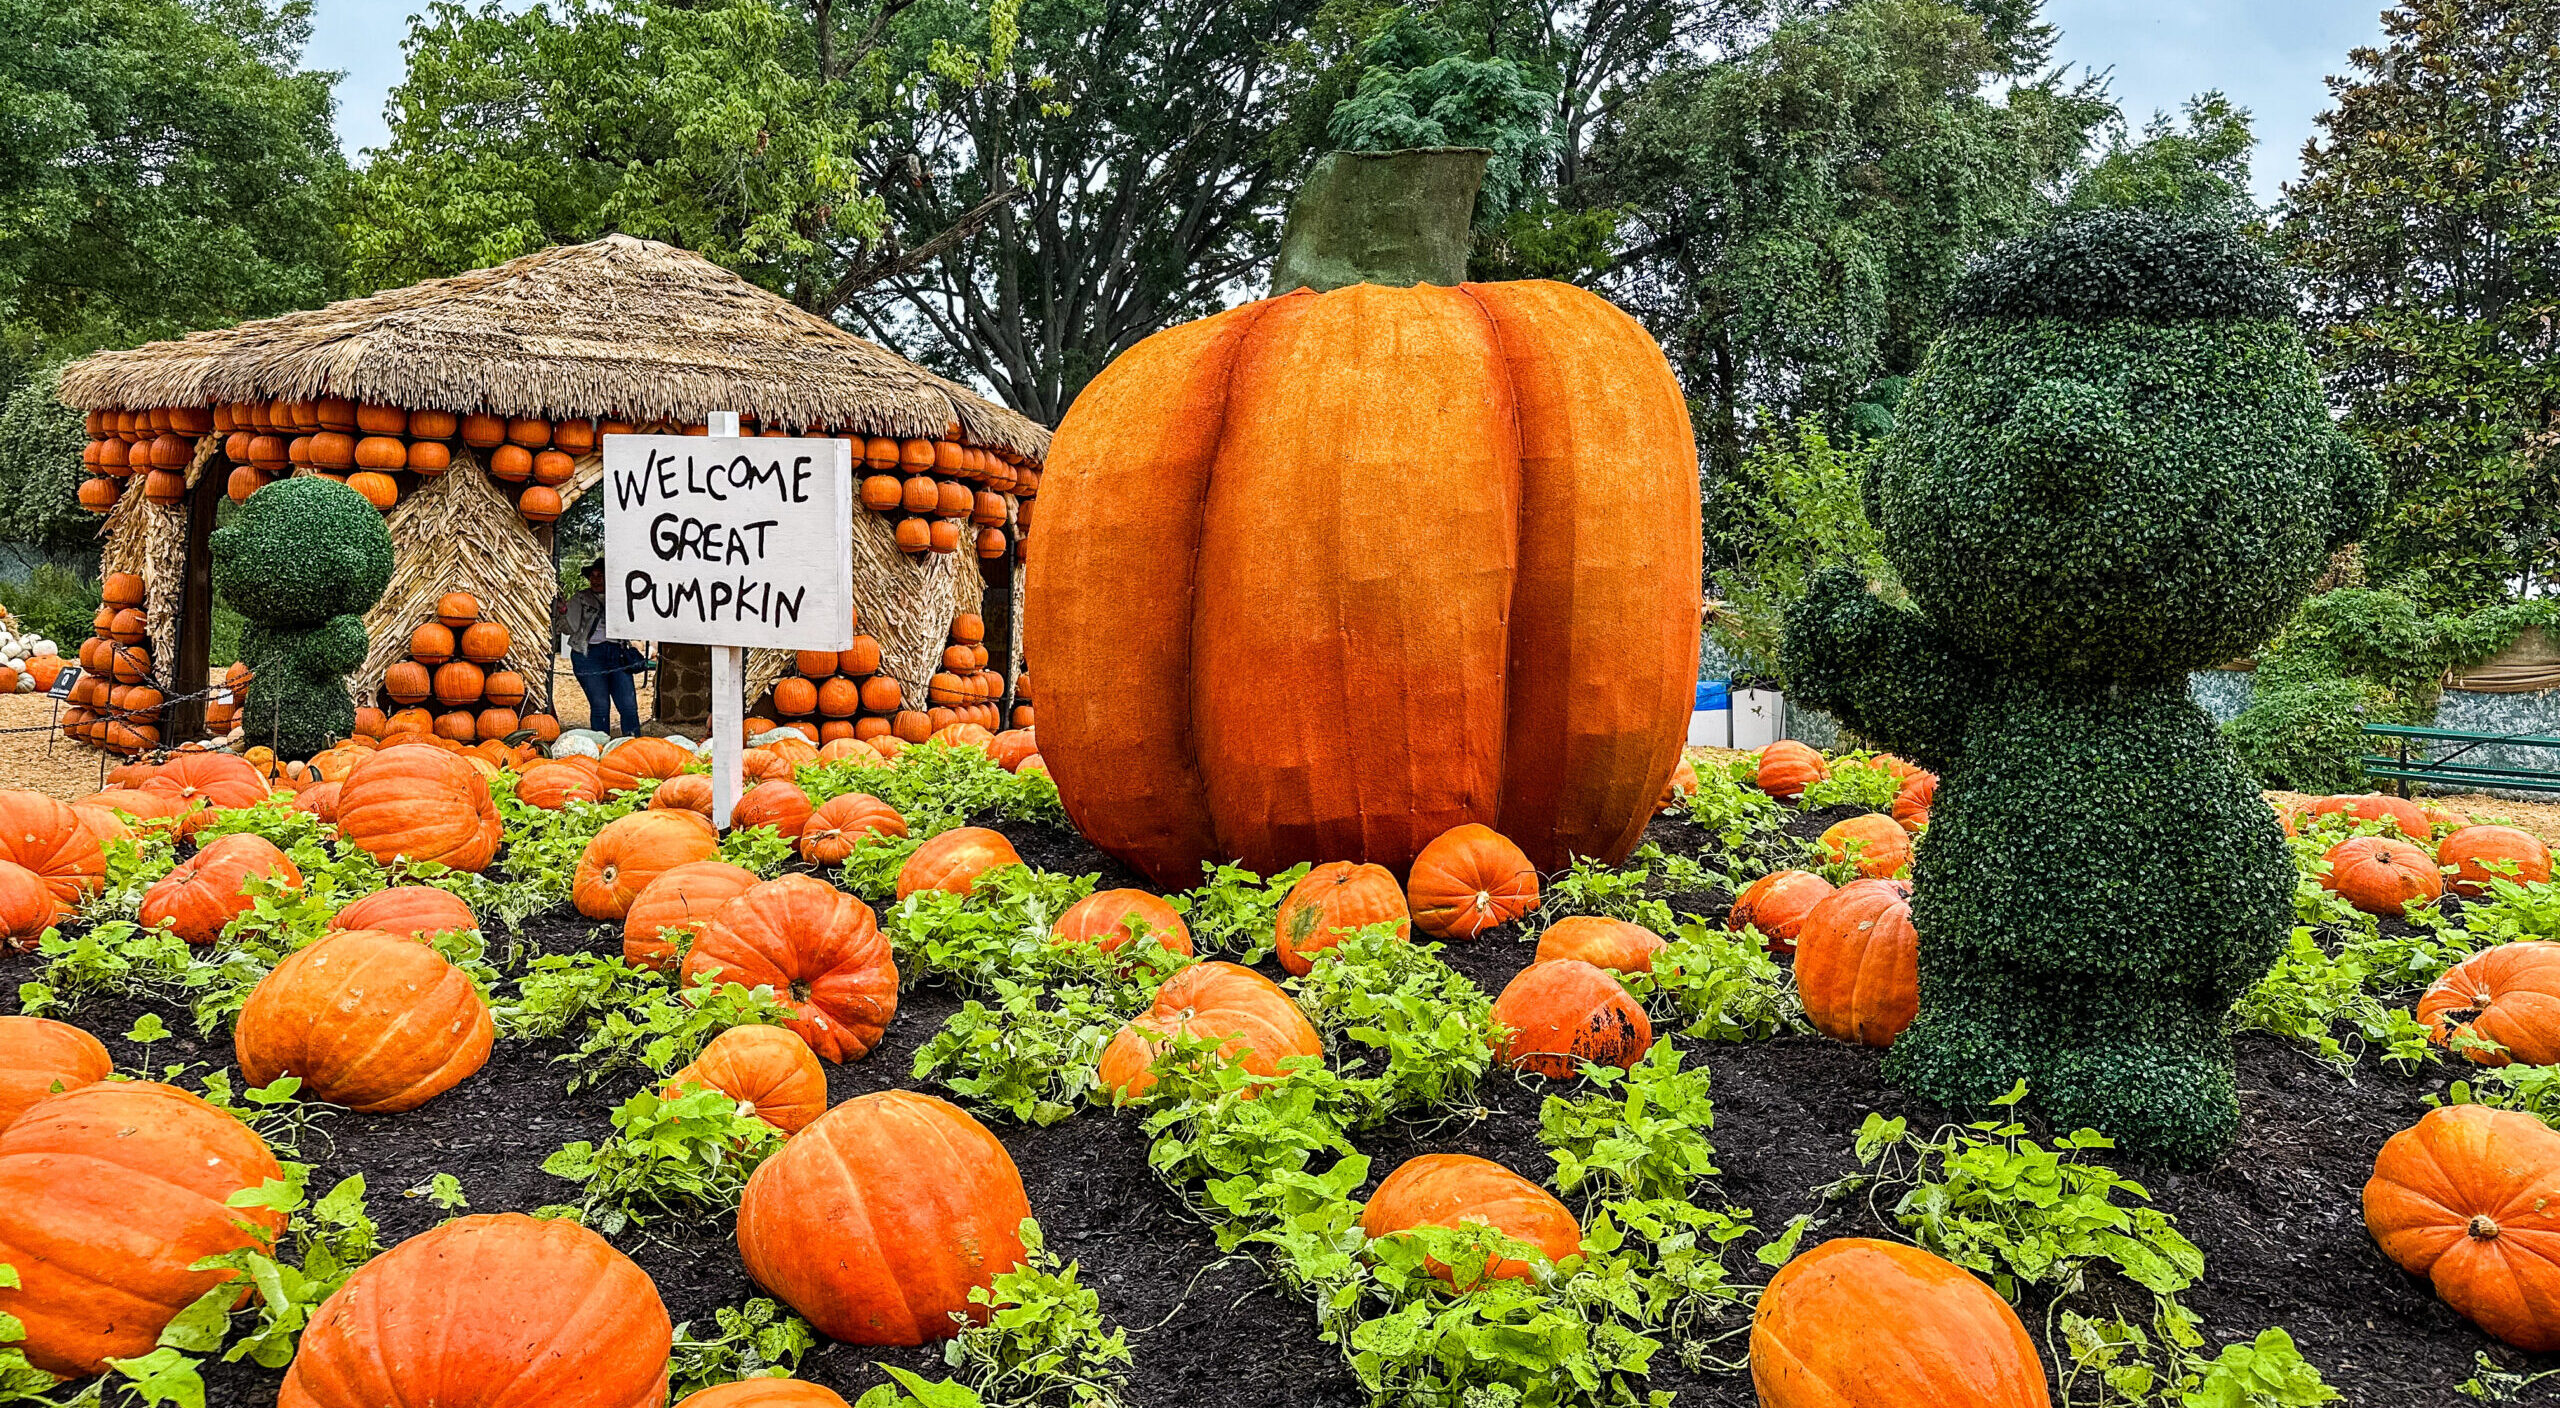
[167,472,223,743]
[704,411,743,828]
[981,541,1016,702]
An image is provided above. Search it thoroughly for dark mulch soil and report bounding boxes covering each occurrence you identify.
[9,808,2556,1405]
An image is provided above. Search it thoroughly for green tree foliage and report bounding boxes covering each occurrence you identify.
[344,0,923,310]
[0,366,92,554]
[1326,16,1558,221]
[1782,214,2383,1166]
[2282,0,2560,609]
[2065,90,2259,221]
[1704,417,1898,682]
[863,0,1333,421]
[0,0,345,367]
[1587,0,2109,479]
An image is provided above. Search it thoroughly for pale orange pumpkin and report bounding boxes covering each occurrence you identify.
[1531,915,1664,973]
[663,1024,828,1134]
[1359,1152,1581,1288]
[1053,888,1194,957]
[1405,823,1539,939]
[2365,1104,2560,1352]
[1794,879,1919,1047]
[1751,1238,2051,1407]
[894,826,1022,899]
[575,810,721,921]
[1274,861,1410,975]
[622,860,759,972]
[682,875,897,1062]
[1097,961,1318,1098]
[1489,959,1651,1076]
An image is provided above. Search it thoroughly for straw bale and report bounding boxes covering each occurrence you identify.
[355,452,560,716]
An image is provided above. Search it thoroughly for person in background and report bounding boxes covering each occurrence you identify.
[559,561,645,736]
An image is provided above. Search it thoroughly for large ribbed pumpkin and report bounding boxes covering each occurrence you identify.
[682,875,897,1062]
[575,810,720,920]
[1751,1238,2050,1407]
[0,1082,288,1376]
[2365,1104,2560,1352]
[675,1383,852,1408]
[139,832,302,944]
[2418,942,2560,1067]
[737,1091,1029,1345]
[1023,280,1699,886]
[336,744,502,872]
[1097,960,1321,1098]
[1359,1152,1582,1287]
[0,1016,112,1132]
[235,929,495,1112]
[1795,879,1920,1047]
[664,1024,828,1134]
[623,859,759,971]
[1489,959,1651,1076]
[279,1213,672,1408]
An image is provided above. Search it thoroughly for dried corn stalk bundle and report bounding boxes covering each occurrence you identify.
[355,451,557,714]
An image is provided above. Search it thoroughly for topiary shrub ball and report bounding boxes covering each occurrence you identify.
[1783,210,2384,1167]
[209,476,394,758]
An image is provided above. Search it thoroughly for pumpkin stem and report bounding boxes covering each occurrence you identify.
[2468,1213,2502,1240]
[1271,149,1490,295]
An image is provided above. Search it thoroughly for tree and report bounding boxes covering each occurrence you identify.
[1586,0,2107,479]
[346,0,1022,316]
[857,0,1333,423]
[2065,90,2258,221]
[0,0,344,368]
[2282,0,2560,610]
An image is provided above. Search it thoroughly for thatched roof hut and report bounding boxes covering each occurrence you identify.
[56,235,1044,754]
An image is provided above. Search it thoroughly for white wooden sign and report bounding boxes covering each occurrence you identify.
[601,432,856,651]
[602,419,853,826]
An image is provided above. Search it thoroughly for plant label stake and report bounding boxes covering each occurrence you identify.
[600,410,854,829]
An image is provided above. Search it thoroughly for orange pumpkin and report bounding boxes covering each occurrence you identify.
[0,792,103,906]
[1794,879,1919,1047]
[2322,835,2444,915]
[0,1016,112,1132]
[458,621,512,663]
[894,826,1022,899]
[0,1083,288,1376]
[623,860,759,972]
[2417,942,2560,1067]
[515,760,603,810]
[575,810,721,920]
[1819,813,1911,878]
[663,1024,828,1135]
[1405,823,1539,939]
[1053,888,1194,957]
[1892,771,1936,832]
[989,728,1040,772]
[1098,961,1316,1098]
[2308,792,2433,841]
[290,780,344,824]
[650,772,715,819]
[1359,1153,1581,1288]
[409,622,455,665]
[799,794,908,866]
[1274,861,1410,975]
[2364,1104,2560,1352]
[1531,915,1663,973]
[139,833,302,944]
[737,1091,1027,1345]
[1728,869,1834,954]
[682,875,897,1062]
[432,660,485,707]
[1751,1238,2051,1408]
[337,745,503,872]
[1755,740,1830,800]
[236,929,494,1112]
[329,885,477,939]
[2440,825,2554,896]
[0,860,58,946]
[600,736,694,796]
[1023,280,1698,888]
[732,780,815,838]
[141,751,268,833]
[1489,959,1651,1076]
[1657,754,1700,811]
[278,1213,672,1408]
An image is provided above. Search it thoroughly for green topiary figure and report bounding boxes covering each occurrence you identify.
[210,477,394,759]
[1781,212,2385,1166]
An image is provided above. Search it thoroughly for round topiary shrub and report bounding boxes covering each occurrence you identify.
[1782,210,2384,1166]
[210,477,393,758]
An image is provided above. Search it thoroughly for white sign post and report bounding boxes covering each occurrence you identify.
[601,414,854,827]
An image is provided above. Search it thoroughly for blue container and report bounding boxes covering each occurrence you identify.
[1695,679,1731,710]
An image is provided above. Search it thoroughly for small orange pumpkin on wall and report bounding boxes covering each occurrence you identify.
[1405,823,1539,939]
[1275,861,1410,975]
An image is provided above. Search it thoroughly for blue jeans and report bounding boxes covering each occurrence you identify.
[572,642,644,736]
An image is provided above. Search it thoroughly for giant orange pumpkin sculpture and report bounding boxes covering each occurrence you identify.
[1024,268,1698,886]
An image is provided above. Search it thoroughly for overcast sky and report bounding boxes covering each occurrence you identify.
[307,0,2391,206]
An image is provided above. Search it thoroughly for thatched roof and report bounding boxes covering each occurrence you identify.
[57,235,1048,459]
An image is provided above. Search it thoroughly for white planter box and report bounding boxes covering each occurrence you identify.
[1686,707,1730,748]
[1732,689,1784,750]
